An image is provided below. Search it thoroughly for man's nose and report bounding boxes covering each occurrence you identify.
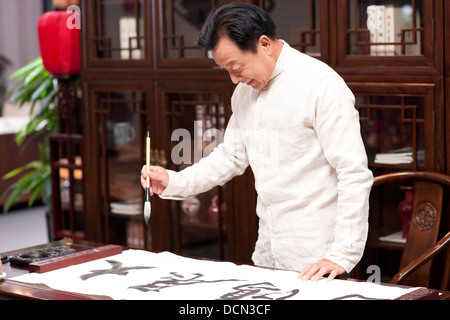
[229,72,240,84]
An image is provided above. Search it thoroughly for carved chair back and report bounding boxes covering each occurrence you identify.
[373,171,450,289]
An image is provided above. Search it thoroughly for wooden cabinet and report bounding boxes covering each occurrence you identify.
[80,0,259,263]
[328,0,448,283]
[78,0,449,268]
[332,0,445,173]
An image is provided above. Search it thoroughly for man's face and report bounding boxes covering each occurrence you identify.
[212,36,275,90]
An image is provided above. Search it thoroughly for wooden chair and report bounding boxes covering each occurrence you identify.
[372,171,450,290]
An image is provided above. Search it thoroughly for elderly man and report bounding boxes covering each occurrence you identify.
[141,3,373,281]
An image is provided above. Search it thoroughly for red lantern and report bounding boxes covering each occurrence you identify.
[37,11,80,75]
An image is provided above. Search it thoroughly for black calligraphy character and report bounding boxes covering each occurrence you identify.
[218,282,300,300]
[129,272,241,292]
[80,260,154,280]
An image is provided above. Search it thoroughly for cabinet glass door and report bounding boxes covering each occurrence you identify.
[84,0,150,67]
[347,0,423,56]
[268,0,324,59]
[160,85,230,260]
[336,0,438,68]
[349,83,436,172]
[157,0,220,67]
[358,94,425,170]
[92,87,149,248]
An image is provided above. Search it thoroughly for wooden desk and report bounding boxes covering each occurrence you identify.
[0,239,447,300]
[0,239,108,300]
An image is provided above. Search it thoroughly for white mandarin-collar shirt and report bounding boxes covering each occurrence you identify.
[161,41,373,273]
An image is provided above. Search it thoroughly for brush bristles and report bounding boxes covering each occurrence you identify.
[144,201,151,225]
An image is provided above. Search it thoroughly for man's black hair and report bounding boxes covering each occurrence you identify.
[196,2,277,53]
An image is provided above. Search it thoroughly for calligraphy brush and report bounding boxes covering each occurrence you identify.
[144,128,151,225]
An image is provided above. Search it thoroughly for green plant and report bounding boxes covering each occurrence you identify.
[1,57,58,212]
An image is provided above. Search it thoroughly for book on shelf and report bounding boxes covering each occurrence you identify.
[119,17,144,60]
[378,230,406,244]
[367,4,421,56]
[375,147,413,164]
[374,147,424,165]
[110,199,142,215]
[367,5,386,56]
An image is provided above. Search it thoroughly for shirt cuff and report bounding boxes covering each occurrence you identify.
[159,170,189,200]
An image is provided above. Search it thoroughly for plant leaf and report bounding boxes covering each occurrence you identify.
[30,76,52,101]
[9,57,43,79]
[24,64,45,87]
[2,166,26,180]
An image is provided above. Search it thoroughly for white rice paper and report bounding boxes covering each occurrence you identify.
[10,250,418,300]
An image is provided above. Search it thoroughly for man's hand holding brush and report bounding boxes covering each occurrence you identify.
[141,165,169,196]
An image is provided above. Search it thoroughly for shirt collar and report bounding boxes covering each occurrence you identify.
[261,40,288,91]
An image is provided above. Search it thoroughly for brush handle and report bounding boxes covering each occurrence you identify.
[146,131,151,189]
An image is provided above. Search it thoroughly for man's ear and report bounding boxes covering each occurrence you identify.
[258,35,273,55]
